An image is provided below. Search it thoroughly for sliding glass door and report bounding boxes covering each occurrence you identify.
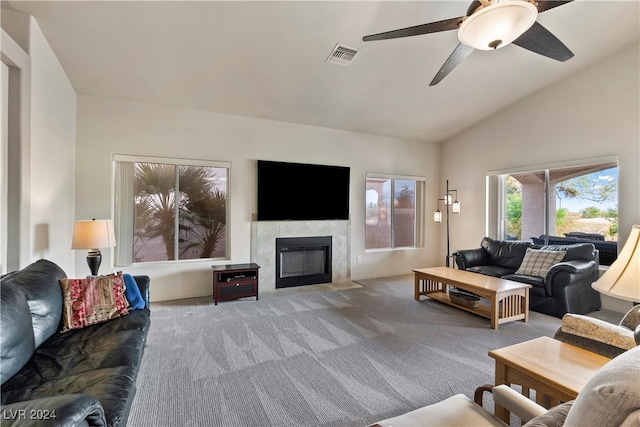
[492,158,618,264]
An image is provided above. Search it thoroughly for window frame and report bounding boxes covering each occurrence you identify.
[365,172,425,251]
[113,154,231,266]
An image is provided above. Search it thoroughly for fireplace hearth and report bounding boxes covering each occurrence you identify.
[250,220,349,291]
[276,236,332,288]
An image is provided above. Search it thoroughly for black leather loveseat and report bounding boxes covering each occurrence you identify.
[453,237,601,318]
[1,259,151,427]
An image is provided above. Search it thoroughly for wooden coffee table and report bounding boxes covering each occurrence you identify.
[489,336,611,422]
[413,267,531,329]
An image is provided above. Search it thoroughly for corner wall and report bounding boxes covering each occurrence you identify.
[28,17,76,271]
[1,13,76,273]
[440,42,640,313]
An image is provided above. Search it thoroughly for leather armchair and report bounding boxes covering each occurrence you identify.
[554,306,640,358]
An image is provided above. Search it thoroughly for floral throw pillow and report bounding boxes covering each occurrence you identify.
[515,248,567,278]
[59,272,129,332]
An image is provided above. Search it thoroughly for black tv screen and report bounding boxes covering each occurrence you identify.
[257,160,350,221]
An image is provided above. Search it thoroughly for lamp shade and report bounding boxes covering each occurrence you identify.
[592,225,640,302]
[72,219,116,250]
[434,210,443,223]
[458,1,538,50]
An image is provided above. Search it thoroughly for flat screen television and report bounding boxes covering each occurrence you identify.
[257,160,350,221]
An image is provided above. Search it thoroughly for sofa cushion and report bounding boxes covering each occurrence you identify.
[564,346,640,426]
[369,394,506,427]
[523,401,573,427]
[1,309,151,424]
[0,282,36,384]
[481,237,532,270]
[515,248,566,278]
[468,265,515,278]
[501,274,544,288]
[59,272,129,332]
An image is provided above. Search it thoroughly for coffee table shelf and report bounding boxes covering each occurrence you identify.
[413,267,531,329]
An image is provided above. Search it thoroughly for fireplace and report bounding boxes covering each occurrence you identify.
[276,236,332,288]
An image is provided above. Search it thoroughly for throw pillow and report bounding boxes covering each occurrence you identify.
[523,401,573,427]
[59,272,129,332]
[515,248,566,278]
[564,346,640,426]
[123,273,145,310]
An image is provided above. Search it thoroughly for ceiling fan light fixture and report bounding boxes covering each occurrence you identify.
[458,0,538,50]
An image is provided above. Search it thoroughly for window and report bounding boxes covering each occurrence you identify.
[488,157,618,264]
[365,173,425,250]
[114,155,229,265]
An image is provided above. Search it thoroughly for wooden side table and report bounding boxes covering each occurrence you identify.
[211,263,260,305]
[488,336,611,423]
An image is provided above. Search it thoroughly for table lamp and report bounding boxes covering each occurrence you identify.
[72,219,116,276]
[592,225,640,303]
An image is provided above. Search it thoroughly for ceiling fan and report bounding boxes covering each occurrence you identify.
[363,0,574,86]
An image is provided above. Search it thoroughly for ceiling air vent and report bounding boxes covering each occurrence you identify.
[326,44,359,66]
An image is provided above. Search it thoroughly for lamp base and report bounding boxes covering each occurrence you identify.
[87,249,102,276]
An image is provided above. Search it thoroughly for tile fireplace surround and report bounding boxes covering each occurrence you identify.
[251,220,350,291]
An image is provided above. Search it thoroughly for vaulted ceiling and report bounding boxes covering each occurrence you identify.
[5,1,639,143]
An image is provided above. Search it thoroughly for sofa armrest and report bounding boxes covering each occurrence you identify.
[546,259,596,276]
[1,394,106,427]
[132,275,150,308]
[543,260,597,296]
[492,385,548,423]
[475,384,547,423]
[558,314,636,351]
[453,248,490,270]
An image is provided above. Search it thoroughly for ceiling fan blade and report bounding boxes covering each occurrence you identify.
[363,16,464,42]
[429,43,475,86]
[536,0,574,13]
[513,21,574,62]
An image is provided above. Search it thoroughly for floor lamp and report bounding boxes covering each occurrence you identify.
[434,180,460,267]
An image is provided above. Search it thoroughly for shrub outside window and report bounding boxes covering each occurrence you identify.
[114,155,229,265]
[488,157,618,265]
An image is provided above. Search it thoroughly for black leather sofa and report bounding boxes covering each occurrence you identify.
[453,237,601,318]
[1,259,151,427]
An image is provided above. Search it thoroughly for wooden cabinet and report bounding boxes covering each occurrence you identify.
[212,263,259,305]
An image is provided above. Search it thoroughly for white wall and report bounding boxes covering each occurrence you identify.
[2,14,76,273]
[441,42,640,313]
[28,17,77,272]
[75,96,440,301]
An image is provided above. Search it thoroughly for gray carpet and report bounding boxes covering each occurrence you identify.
[128,274,562,427]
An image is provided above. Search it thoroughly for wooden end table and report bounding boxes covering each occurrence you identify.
[489,336,611,423]
[413,267,531,329]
